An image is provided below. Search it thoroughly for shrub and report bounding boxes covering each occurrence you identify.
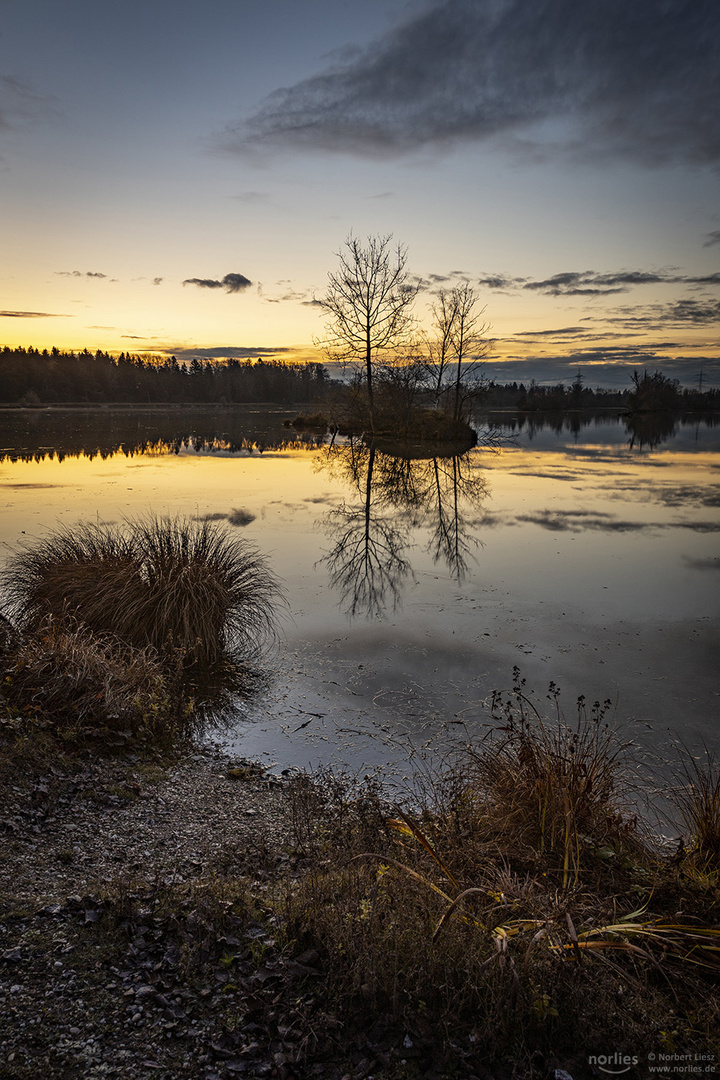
[1,516,281,667]
[286,412,328,431]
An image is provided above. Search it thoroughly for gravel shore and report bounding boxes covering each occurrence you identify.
[0,748,367,1080]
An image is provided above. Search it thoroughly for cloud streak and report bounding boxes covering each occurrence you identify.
[182,273,252,293]
[1,310,68,318]
[606,298,720,330]
[57,270,112,279]
[0,75,56,133]
[162,346,293,363]
[522,270,720,297]
[227,0,720,167]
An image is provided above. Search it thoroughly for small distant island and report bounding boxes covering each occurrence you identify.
[3,238,716,434]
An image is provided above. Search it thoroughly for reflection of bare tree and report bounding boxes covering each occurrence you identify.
[426,455,488,582]
[320,445,412,619]
[316,438,489,616]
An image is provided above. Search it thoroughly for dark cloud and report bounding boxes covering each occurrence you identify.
[523,270,720,297]
[513,326,588,338]
[227,0,719,167]
[182,273,252,293]
[683,556,720,570]
[477,274,526,290]
[163,346,293,362]
[607,297,720,330]
[57,270,110,279]
[663,298,720,324]
[262,287,312,304]
[703,231,720,248]
[524,273,625,297]
[0,75,57,132]
[472,269,720,298]
[0,310,68,318]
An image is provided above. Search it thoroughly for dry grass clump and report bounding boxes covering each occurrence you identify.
[460,674,638,886]
[0,516,281,747]
[281,682,720,1074]
[673,749,720,877]
[1,618,193,744]
[2,516,281,667]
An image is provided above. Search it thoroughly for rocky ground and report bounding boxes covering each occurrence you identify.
[0,747,452,1080]
[0,746,293,906]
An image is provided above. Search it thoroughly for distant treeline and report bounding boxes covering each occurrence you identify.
[1,346,717,412]
[482,371,718,412]
[0,346,330,405]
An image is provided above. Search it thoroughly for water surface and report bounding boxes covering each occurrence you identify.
[1,406,718,780]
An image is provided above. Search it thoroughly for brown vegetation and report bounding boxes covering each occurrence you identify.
[280,680,720,1075]
[2,516,280,667]
[0,516,282,746]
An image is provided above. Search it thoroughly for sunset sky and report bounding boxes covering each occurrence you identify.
[1,0,718,387]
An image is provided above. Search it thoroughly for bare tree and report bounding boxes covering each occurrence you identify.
[318,234,418,428]
[428,283,490,420]
[427,289,457,408]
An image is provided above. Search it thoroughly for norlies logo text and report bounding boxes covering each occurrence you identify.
[588,1053,640,1075]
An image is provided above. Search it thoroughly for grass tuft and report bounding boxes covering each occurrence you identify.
[0,516,281,747]
[462,672,637,886]
[1,516,281,667]
[673,748,720,873]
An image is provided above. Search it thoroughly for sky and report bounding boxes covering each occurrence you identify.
[1,0,719,387]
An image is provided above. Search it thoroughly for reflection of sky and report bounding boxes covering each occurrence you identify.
[1,416,718,770]
[1,427,718,623]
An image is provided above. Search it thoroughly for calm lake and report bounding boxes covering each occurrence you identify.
[1,405,718,783]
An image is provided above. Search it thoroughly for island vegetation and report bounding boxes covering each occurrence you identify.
[291,233,490,446]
